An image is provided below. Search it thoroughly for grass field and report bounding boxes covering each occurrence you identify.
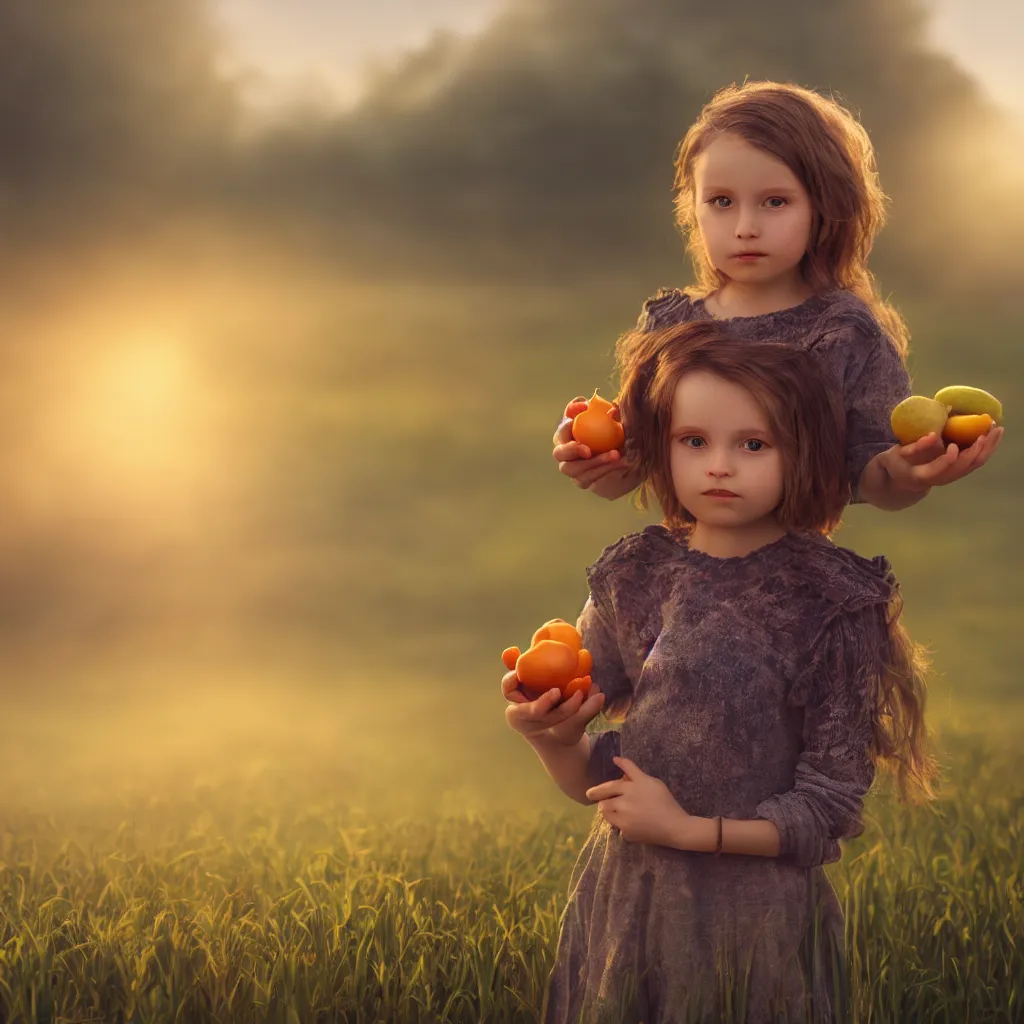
[1,281,1022,1022]
[0,683,1022,1023]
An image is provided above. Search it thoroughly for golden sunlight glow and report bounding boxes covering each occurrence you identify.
[33,330,221,525]
[71,339,193,468]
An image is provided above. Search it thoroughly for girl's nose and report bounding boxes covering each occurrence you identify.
[734,208,760,238]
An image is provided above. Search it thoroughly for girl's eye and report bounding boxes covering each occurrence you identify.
[765,197,787,209]
[709,196,731,209]
[681,436,706,448]
[743,439,766,452]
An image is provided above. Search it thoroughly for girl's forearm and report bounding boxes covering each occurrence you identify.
[668,814,782,858]
[857,450,930,511]
[526,733,593,805]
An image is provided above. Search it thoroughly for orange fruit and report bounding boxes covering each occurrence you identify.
[572,389,625,455]
[516,639,580,695]
[531,619,582,651]
[942,413,994,448]
[501,646,520,671]
[587,392,616,415]
[563,675,592,701]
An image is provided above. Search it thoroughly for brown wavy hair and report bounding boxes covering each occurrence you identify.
[672,80,911,360]
[610,320,937,803]
[616,320,849,537]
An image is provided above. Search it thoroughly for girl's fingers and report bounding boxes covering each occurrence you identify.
[586,781,622,801]
[558,450,622,476]
[501,671,535,704]
[554,443,624,469]
[553,419,574,447]
[973,431,1000,467]
[557,689,586,718]
[552,400,588,445]
[529,689,563,718]
[898,434,945,465]
[553,440,593,463]
[501,669,520,698]
[567,460,627,489]
[546,689,581,721]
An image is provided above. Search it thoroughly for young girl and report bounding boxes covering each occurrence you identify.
[552,80,1002,509]
[504,322,938,1023]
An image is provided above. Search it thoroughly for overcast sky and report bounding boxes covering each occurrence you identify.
[209,0,1024,114]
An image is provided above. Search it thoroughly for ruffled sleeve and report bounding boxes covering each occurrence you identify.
[577,590,632,710]
[578,528,675,787]
[635,289,696,333]
[578,579,631,789]
[754,553,896,867]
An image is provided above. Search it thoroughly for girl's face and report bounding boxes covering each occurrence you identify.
[669,370,784,531]
[692,133,814,288]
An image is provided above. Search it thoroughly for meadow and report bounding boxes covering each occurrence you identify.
[1,690,1022,1023]
[1,278,1022,1022]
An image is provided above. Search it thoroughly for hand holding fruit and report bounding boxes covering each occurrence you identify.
[501,618,606,746]
[502,668,606,747]
[571,390,625,455]
[502,618,593,701]
[886,385,1004,489]
[553,394,640,499]
[891,386,1003,447]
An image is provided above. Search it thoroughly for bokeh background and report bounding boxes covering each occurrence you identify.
[1,0,1021,819]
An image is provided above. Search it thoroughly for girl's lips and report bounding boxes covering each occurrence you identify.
[732,252,766,259]
[703,489,739,497]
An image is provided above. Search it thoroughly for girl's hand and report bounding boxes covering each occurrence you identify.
[502,668,606,746]
[584,756,691,846]
[885,426,1004,490]
[552,397,640,499]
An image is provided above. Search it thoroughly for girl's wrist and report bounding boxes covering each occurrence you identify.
[670,813,720,853]
[527,729,583,749]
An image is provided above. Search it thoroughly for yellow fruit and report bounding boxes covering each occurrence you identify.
[890,396,950,446]
[933,386,1003,425]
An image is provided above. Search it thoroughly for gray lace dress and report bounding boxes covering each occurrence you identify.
[636,289,911,502]
[542,525,898,1024]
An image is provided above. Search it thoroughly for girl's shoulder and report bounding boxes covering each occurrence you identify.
[809,289,892,351]
[585,524,684,597]
[635,287,702,332]
[785,532,897,613]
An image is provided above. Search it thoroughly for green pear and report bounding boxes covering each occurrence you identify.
[933,385,1003,425]
[890,395,950,445]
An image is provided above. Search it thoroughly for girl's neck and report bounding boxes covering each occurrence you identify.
[687,518,788,559]
[704,276,817,319]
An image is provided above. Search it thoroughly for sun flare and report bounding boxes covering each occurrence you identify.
[32,331,220,523]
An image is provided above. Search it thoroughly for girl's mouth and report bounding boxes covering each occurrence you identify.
[703,489,739,498]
